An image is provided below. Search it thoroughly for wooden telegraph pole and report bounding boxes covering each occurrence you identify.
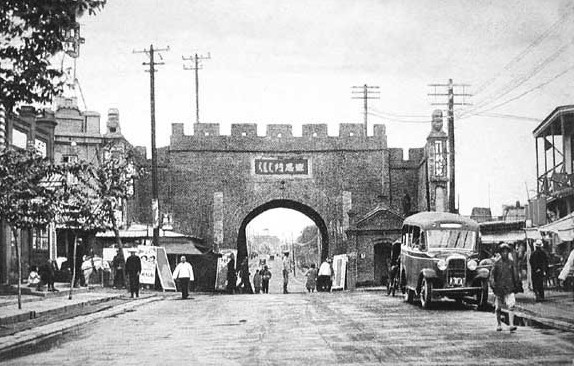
[428,79,471,213]
[134,44,169,246]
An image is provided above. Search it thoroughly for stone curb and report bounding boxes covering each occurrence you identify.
[0,296,161,360]
[0,294,123,326]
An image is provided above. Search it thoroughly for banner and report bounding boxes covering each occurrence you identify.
[138,245,157,285]
[332,254,348,290]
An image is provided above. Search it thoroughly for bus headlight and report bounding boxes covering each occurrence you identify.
[467,260,478,271]
[437,259,447,271]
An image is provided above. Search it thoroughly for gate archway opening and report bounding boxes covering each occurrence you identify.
[236,200,329,267]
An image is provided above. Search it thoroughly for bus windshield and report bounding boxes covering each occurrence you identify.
[426,230,476,250]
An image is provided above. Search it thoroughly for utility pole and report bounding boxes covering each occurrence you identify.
[134,44,169,247]
[428,79,471,213]
[182,52,211,124]
[351,84,380,137]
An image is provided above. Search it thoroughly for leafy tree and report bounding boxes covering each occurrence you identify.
[55,161,107,299]
[59,148,141,297]
[0,148,65,309]
[1,0,106,112]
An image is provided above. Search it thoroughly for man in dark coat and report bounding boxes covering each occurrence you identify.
[226,253,237,294]
[112,249,125,289]
[530,239,549,302]
[125,249,141,298]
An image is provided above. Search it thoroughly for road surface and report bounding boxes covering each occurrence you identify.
[5,289,574,365]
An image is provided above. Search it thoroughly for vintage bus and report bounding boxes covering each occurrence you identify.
[399,212,490,309]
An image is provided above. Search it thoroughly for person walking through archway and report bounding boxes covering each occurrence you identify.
[172,255,194,299]
[238,257,253,294]
[260,265,272,294]
[125,249,141,298]
[318,258,333,292]
[282,251,291,294]
[226,253,237,294]
[305,263,318,292]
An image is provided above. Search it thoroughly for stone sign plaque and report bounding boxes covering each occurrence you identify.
[254,158,309,175]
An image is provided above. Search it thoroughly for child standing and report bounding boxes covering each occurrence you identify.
[253,269,262,294]
[305,263,318,293]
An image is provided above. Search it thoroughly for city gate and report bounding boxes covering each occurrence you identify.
[136,119,448,287]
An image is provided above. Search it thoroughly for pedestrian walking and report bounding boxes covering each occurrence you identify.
[260,265,272,294]
[112,249,125,289]
[125,249,141,298]
[226,253,237,294]
[529,239,549,301]
[305,264,318,292]
[282,251,291,294]
[81,254,95,287]
[253,269,262,294]
[318,258,333,292]
[172,255,194,299]
[490,243,519,332]
[238,257,253,294]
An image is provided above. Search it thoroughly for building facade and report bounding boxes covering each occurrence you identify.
[0,106,57,284]
[53,97,139,265]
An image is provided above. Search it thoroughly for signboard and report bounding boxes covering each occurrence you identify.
[215,250,236,291]
[138,245,157,285]
[155,247,177,291]
[254,158,309,175]
[332,254,348,290]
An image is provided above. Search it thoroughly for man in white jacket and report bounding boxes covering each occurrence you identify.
[172,256,194,299]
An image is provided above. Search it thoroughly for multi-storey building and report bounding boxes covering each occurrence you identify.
[0,106,57,284]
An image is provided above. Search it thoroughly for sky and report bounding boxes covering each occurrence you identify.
[66,0,574,227]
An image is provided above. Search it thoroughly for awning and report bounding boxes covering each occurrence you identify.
[525,228,542,240]
[161,241,205,255]
[538,212,574,242]
[481,231,526,244]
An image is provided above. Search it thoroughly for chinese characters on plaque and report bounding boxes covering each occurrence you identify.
[254,158,309,175]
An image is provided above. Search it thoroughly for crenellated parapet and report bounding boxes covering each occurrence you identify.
[389,147,425,167]
[170,123,388,151]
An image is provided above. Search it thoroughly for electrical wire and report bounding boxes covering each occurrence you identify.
[461,39,574,118]
[367,111,429,124]
[461,62,574,118]
[473,6,573,97]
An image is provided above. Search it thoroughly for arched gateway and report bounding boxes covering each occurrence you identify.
[136,118,448,288]
[237,199,329,263]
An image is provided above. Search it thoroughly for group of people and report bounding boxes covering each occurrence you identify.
[304,258,335,293]
[224,251,336,295]
[27,258,58,292]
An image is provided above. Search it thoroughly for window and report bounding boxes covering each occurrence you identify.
[32,228,49,250]
[426,230,476,250]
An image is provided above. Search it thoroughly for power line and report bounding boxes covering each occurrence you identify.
[370,107,428,119]
[367,111,429,124]
[351,84,380,136]
[183,52,211,124]
[461,62,574,118]
[473,6,574,97]
[463,39,574,117]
